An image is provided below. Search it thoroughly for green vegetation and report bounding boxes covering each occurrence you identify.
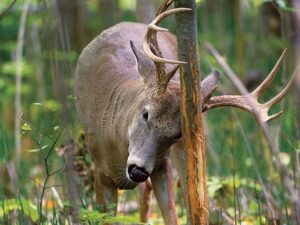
[0,0,299,224]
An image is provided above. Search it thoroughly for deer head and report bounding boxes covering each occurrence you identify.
[125,0,294,184]
[125,2,219,183]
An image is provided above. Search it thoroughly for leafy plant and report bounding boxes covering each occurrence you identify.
[79,208,147,225]
[0,198,39,223]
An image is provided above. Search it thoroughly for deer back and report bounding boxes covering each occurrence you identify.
[74,22,180,175]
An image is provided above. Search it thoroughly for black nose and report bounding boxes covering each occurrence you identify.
[128,164,149,182]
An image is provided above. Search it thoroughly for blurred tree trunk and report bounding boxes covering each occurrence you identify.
[51,0,88,130]
[232,0,245,79]
[98,0,119,31]
[262,2,281,37]
[200,0,227,48]
[294,2,300,175]
[15,0,30,176]
[136,0,155,23]
[292,1,300,143]
[175,0,208,224]
[30,24,46,101]
[297,76,300,142]
[56,0,88,51]
[48,1,89,223]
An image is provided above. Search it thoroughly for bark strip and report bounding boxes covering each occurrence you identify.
[174,0,208,224]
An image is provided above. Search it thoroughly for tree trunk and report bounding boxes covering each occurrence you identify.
[52,0,88,131]
[174,0,208,224]
[136,0,155,23]
[56,0,88,51]
[98,0,119,31]
[15,0,30,176]
[292,2,300,222]
[294,1,300,143]
[50,2,87,223]
[232,0,245,78]
[30,24,46,101]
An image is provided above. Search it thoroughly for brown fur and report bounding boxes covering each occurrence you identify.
[74,22,218,224]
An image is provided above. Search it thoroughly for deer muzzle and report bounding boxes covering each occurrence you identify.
[127,164,149,182]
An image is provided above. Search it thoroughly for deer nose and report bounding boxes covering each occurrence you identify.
[127,164,149,182]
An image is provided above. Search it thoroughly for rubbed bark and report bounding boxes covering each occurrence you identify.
[174,0,208,225]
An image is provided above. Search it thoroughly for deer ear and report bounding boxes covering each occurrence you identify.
[201,71,220,102]
[130,41,156,87]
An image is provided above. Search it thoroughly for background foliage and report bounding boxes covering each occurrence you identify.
[0,0,299,224]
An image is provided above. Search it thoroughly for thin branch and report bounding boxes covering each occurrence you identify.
[49,165,66,176]
[0,0,17,19]
[38,128,64,223]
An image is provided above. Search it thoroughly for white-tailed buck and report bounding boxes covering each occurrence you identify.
[74,0,294,224]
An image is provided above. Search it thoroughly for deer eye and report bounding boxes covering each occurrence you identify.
[142,110,148,121]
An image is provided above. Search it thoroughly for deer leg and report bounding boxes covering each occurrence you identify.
[94,170,118,215]
[170,141,187,195]
[139,179,152,223]
[171,141,192,225]
[150,157,179,225]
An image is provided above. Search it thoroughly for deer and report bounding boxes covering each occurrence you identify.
[74,0,295,224]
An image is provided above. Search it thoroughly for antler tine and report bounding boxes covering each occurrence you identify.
[264,70,296,109]
[251,49,287,98]
[203,46,295,123]
[143,8,192,65]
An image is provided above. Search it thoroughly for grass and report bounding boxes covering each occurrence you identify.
[0,87,299,224]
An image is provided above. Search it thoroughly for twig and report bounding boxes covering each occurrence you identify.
[38,128,64,224]
[222,211,235,225]
[0,0,17,19]
[19,116,55,143]
[30,177,43,188]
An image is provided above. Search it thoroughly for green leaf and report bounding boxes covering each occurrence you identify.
[20,199,39,222]
[0,199,38,222]
[21,123,32,131]
[44,99,61,112]
[79,208,147,224]
[28,145,48,152]
[67,95,78,101]
[1,60,33,78]
[32,102,43,107]
[53,126,60,131]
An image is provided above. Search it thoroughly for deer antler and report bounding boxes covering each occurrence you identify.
[143,8,191,65]
[203,49,295,122]
[142,0,191,96]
